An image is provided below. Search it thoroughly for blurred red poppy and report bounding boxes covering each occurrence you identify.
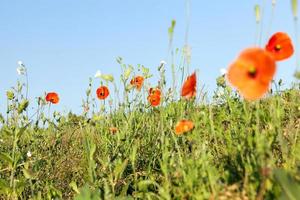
[265,32,294,61]
[175,119,194,135]
[148,88,161,107]
[45,92,59,104]
[96,86,109,100]
[181,72,197,99]
[130,76,144,91]
[149,87,161,96]
[227,48,276,100]
[109,127,118,134]
[148,94,161,107]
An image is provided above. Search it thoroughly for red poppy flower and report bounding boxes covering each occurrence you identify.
[149,87,161,96]
[181,72,197,99]
[148,94,161,107]
[45,92,59,104]
[227,48,276,100]
[265,32,294,61]
[148,87,161,107]
[96,86,109,100]
[130,76,144,91]
[175,119,194,135]
[109,127,118,134]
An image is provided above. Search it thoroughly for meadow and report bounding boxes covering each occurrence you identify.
[1,1,300,200]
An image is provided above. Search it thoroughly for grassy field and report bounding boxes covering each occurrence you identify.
[0,74,300,199]
[1,1,300,199]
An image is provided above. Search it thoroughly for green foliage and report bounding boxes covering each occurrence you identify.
[274,169,300,200]
[74,185,101,200]
[0,83,299,199]
[0,3,300,198]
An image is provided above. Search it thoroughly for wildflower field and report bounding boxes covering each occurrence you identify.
[1,1,300,200]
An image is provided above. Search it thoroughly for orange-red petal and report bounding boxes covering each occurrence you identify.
[175,119,194,135]
[227,48,276,100]
[265,32,294,61]
[96,86,110,100]
[181,72,197,99]
[149,87,161,96]
[45,92,59,104]
[109,127,118,134]
[130,76,145,91]
[148,94,161,107]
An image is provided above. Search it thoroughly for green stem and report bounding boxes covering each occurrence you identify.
[266,2,276,39]
[9,129,18,195]
[294,17,300,72]
[258,0,266,46]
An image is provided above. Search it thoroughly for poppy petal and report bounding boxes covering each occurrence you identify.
[181,72,197,99]
[96,86,110,100]
[227,48,276,100]
[265,32,294,61]
[175,120,194,135]
[46,92,59,104]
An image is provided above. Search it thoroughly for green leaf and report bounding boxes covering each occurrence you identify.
[124,66,133,80]
[274,169,300,200]
[294,70,300,80]
[0,152,13,167]
[125,84,134,91]
[74,185,101,200]
[114,159,128,179]
[130,144,137,163]
[0,179,10,194]
[6,90,15,100]
[69,181,80,194]
[101,74,114,82]
[141,66,149,74]
[89,142,96,160]
[16,126,28,137]
[22,168,34,179]
[138,180,159,192]
[18,99,29,114]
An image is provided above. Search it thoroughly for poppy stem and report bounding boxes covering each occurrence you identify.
[25,69,29,119]
[48,103,51,121]
[184,0,191,73]
[258,0,266,46]
[266,1,276,40]
[293,17,300,72]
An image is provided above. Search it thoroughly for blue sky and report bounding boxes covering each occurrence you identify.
[0,1,297,114]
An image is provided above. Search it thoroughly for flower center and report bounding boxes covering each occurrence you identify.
[274,44,281,52]
[248,66,257,78]
[184,125,189,131]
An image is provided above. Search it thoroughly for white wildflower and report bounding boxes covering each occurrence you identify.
[94,70,102,78]
[220,68,227,76]
[216,89,225,97]
[27,151,32,158]
[17,61,26,75]
[160,60,167,66]
[17,60,23,66]
[17,66,26,75]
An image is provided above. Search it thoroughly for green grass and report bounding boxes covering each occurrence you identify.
[1,1,300,198]
[0,80,299,200]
